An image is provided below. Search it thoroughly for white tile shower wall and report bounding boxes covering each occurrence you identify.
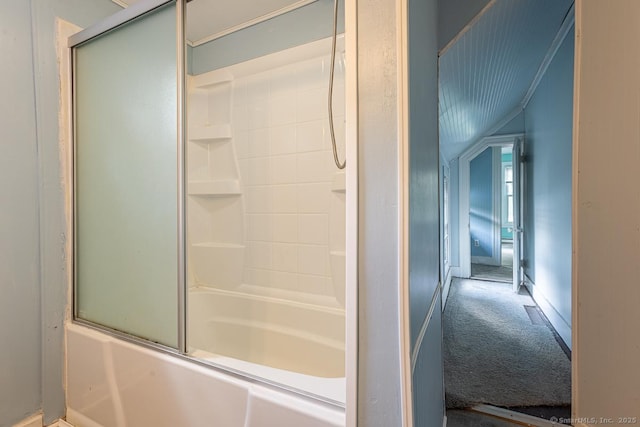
[234,54,345,298]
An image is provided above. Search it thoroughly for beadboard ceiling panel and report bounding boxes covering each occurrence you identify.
[439,0,572,160]
[115,0,317,46]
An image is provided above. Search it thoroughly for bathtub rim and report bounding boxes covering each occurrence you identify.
[71,319,346,409]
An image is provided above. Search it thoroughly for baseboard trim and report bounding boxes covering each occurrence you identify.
[10,414,74,427]
[471,404,562,426]
[12,414,42,427]
[523,274,572,350]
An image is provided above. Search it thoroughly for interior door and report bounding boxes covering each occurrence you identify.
[512,138,523,292]
[71,0,185,348]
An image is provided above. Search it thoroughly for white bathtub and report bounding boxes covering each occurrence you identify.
[187,287,346,404]
[66,323,345,427]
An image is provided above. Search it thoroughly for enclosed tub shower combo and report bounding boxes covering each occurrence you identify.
[68,0,355,425]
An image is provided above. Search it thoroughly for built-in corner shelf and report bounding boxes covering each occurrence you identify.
[191,69,233,89]
[188,180,241,197]
[331,172,346,193]
[189,124,232,142]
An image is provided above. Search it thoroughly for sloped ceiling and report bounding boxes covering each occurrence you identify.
[439,0,573,160]
[115,0,317,46]
[438,0,492,52]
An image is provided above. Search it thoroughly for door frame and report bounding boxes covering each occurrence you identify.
[458,133,523,278]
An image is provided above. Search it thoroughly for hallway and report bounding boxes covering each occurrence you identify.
[443,278,571,421]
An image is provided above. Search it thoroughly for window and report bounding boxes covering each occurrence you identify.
[443,173,450,268]
[504,165,514,224]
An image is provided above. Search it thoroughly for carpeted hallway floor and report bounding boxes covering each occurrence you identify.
[471,243,514,282]
[444,278,571,410]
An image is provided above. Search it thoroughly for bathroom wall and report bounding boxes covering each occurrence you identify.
[0,3,41,426]
[0,1,121,425]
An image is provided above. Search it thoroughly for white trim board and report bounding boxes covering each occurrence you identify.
[112,0,319,47]
[458,134,523,278]
[397,0,413,423]
[472,405,563,427]
[10,414,73,427]
[12,414,42,427]
[344,0,358,425]
[411,283,442,372]
[524,274,572,350]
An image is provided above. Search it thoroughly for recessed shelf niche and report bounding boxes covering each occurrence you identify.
[187,69,245,289]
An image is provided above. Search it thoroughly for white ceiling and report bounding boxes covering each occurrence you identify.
[438,0,573,160]
[115,0,317,46]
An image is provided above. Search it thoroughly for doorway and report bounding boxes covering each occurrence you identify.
[438,0,575,423]
[459,135,522,290]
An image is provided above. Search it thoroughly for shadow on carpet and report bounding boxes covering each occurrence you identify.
[444,279,571,409]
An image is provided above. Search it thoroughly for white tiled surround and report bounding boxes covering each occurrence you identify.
[234,49,345,300]
[188,37,346,304]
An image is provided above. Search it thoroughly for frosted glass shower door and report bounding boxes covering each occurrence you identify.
[73,1,182,348]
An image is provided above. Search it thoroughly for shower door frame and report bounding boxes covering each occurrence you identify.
[68,0,359,421]
[69,0,187,352]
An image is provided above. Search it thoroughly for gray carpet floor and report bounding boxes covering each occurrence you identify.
[471,263,513,282]
[444,279,571,409]
[472,243,514,282]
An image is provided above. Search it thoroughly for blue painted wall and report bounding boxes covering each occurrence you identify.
[192,0,344,74]
[0,1,121,425]
[523,26,574,333]
[407,0,443,424]
[469,148,494,258]
[493,110,525,135]
[0,3,42,425]
[413,294,444,427]
[438,0,491,52]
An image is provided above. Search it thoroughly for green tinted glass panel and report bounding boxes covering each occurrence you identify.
[75,3,178,347]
